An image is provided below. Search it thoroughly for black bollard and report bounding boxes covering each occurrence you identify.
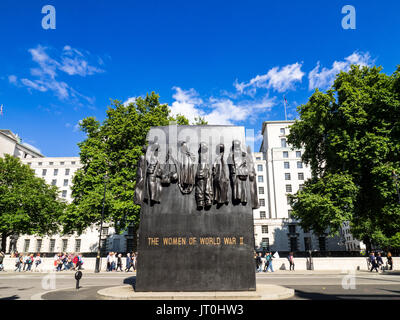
[75,271,82,290]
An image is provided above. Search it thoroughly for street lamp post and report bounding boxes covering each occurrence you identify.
[95,173,108,273]
[392,171,400,204]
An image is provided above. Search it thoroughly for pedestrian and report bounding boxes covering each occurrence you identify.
[288,252,295,271]
[266,252,274,272]
[132,252,137,271]
[125,253,131,272]
[106,252,112,272]
[0,251,5,271]
[116,253,123,271]
[255,253,262,272]
[34,253,42,272]
[387,252,393,270]
[14,253,23,272]
[260,253,266,272]
[376,252,384,270]
[76,253,83,270]
[25,254,34,271]
[369,252,379,272]
[72,253,79,270]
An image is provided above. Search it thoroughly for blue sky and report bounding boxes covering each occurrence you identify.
[1,0,399,156]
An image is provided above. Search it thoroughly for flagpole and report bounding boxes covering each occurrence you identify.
[283,97,287,121]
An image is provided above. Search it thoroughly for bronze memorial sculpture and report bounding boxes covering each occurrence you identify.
[135,125,257,291]
[195,142,213,209]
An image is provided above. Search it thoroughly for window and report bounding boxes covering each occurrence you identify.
[260,211,266,219]
[102,227,109,236]
[298,173,304,180]
[38,162,42,166]
[319,237,326,251]
[36,239,42,252]
[258,176,264,183]
[54,169,58,176]
[261,238,269,249]
[283,151,289,158]
[262,225,268,234]
[286,184,292,193]
[62,190,67,198]
[259,199,265,207]
[284,162,290,169]
[258,187,264,194]
[296,151,302,158]
[304,237,312,251]
[297,161,303,169]
[281,139,287,148]
[60,162,65,165]
[63,179,69,187]
[285,173,291,180]
[49,239,56,252]
[290,237,298,252]
[27,162,31,166]
[256,157,261,160]
[24,239,30,252]
[280,128,285,135]
[42,169,47,176]
[51,179,57,186]
[75,239,81,252]
[257,164,263,172]
[71,161,76,165]
[299,184,305,191]
[289,225,296,234]
[49,162,53,165]
[65,169,70,175]
[62,239,68,252]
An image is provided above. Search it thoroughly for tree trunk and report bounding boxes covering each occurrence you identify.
[364,237,372,254]
[1,233,8,253]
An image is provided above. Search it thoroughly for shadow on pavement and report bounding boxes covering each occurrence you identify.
[294,289,400,300]
[0,295,19,300]
[123,276,136,291]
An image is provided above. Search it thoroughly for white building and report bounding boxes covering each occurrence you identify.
[0,129,43,159]
[1,130,130,256]
[254,121,346,253]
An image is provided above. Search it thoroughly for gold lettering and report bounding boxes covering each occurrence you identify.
[148,237,159,245]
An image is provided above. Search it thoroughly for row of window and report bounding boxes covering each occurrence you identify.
[51,179,69,187]
[284,161,303,169]
[260,236,326,252]
[285,172,304,180]
[23,238,81,253]
[41,168,71,176]
[286,184,304,193]
[29,161,77,166]
[283,151,301,158]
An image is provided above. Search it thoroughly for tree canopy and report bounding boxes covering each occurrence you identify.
[0,155,66,251]
[62,92,192,235]
[288,65,400,250]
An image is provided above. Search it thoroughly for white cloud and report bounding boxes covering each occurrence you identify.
[308,51,373,90]
[13,44,104,104]
[123,97,137,106]
[8,75,17,84]
[169,87,275,125]
[234,62,305,94]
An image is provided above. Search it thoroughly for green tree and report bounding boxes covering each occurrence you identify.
[288,65,400,250]
[0,155,66,251]
[193,116,208,125]
[62,92,189,238]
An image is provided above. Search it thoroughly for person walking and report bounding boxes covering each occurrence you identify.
[111,252,116,271]
[387,252,393,270]
[116,253,123,271]
[76,254,84,270]
[266,252,274,272]
[369,252,379,272]
[25,254,33,271]
[288,252,295,271]
[132,252,137,271]
[376,252,384,271]
[14,254,23,272]
[0,251,5,271]
[255,253,262,272]
[106,252,112,272]
[34,253,42,272]
[125,253,132,272]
